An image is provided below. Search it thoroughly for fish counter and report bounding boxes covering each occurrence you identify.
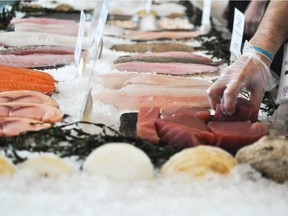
[0,1,288,216]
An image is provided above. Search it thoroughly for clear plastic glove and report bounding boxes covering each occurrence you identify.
[244,1,267,37]
[207,41,278,116]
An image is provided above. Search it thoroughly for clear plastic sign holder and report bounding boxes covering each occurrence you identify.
[200,0,211,33]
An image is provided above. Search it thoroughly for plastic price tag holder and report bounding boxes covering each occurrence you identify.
[229,8,245,62]
[145,0,152,14]
[200,0,211,32]
[75,10,86,77]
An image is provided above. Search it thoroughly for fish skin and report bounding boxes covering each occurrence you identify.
[113,62,219,75]
[0,45,75,55]
[10,18,78,25]
[0,90,59,108]
[94,84,210,110]
[0,102,63,123]
[0,117,51,137]
[111,43,195,53]
[114,51,223,66]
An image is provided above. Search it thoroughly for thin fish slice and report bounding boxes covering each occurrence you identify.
[114,62,219,75]
[0,90,59,108]
[94,84,210,110]
[0,102,63,123]
[97,72,212,89]
[111,43,195,53]
[0,117,51,137]
[0,45,75,55]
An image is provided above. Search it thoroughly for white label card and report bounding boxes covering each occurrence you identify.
[276,43,288,103]
[94,1,108,46]
[201,0,211,26]
[74,10,86,70]
[230,8,245,58]
[145,0,152,14]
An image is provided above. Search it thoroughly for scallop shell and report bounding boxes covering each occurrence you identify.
[18,155,74,178]
[0,155,16,176]
[161,146,237,178]
[83,143,154,181]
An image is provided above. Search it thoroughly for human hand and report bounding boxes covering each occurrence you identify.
[207,41,277,116]
[244,1,267,37]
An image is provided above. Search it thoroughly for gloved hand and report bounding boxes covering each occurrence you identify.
[207,41,278,116]
[244,1,267,37]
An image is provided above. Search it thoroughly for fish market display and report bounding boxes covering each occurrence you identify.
[0,102,63,123]
[0,117,51,137]
[97,72,212,89]
[83,143,154,181]
[114,51,223,65]
[123,30,203,41]
[111,43,195,53]
[113,62,219,75]
[161,146,237,177]
[94,84,210,110]
[0,90,59,108]
[0,65,57,94]
[0,32,89,49]
[0,53,74,68]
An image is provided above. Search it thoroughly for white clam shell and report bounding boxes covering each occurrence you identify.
[83,143,154,181]
[161,146,237,178]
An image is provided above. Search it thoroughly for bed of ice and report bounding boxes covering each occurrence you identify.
[1,1,288,215]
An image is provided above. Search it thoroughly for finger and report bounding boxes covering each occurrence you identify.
[207,81,227,110]
[222,81,241,115]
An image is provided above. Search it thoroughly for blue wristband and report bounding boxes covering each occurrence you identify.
[252,46,274,62]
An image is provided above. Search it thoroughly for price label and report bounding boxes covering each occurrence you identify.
[230,8,245,58]
[74,10,86,74]
[276,43,288,103]
[201,0,211,27]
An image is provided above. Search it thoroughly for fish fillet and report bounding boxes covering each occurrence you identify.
[0,90,59,108]
[0,117,51,137]
[0,45,75,55]
[0,102,63,123]
[94,84,210,110]
[97,72,212,89]
[10,18,78,25]
[113,62,219,75]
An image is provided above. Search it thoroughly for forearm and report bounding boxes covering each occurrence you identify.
[250,0,288,56]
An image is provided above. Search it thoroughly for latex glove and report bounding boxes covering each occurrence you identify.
[207,41,278,116]
[244,1,267,37]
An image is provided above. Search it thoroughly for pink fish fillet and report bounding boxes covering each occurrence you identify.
[124,30,204,41]
[10,18,78,25]
[97,72,212,89]
[0,117,51,137]
[0,102,63,123]
[136,107,160,144]
[0,54,74,68]
[0,46,75,55]
[113,62,218,75]
[94,84,210,110]
[0,90,59,108]
[207,121,268,154]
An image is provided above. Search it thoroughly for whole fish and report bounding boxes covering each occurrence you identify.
[111,43,195,53]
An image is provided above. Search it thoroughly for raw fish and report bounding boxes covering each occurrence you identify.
[94,84,210,110]
[0,90,59,108]
[0,102,63,123]
[0,45,75,55]
[111,43,195,53]
[10,18,78,25]
[136,107,160,144]
[0,117,51,137]
[114,51,223,66]
[97,72,212,89]
[113,62,219,75]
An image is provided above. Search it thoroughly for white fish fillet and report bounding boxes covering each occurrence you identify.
[0,102,63,123]
[97,72,212,89]
[0,32,89,50]
[0,54,74,68]
[10,17,78,25]
[0,117,51,137]
[113,62,218,75]
[0,90,59,108]
[94,84,210,110]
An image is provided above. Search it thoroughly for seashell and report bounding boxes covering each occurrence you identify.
[236,136,288,183]
[18,155,74,178]
[83,143,154,181]
[0,155,16,176]
[161,146,237,178]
